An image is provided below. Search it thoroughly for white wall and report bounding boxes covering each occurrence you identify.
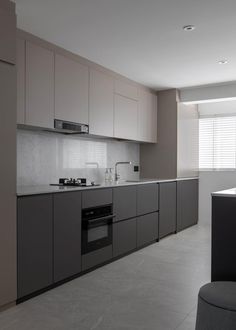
[199,171,236,224]
[177,103,199,178]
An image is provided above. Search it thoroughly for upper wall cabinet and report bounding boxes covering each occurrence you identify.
[25,42,54,129]
[55,54,89,125]
[115,79,138,100]
[138,90,157,143]
[89,69,114,137]
[17,38,25,125]
[114,95,138,140]
[0,8,16,64]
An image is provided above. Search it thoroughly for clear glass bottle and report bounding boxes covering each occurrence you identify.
[105,168,109,182]
[108,168,113,183]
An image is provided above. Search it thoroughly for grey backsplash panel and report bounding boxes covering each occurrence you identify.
[17,129,140,186]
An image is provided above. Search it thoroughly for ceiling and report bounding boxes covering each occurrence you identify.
[14,0,236,90]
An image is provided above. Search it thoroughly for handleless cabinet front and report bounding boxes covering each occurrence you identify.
[0,7,16,64]
[25,42,54,129]
[55,54,89,124]
[177,179,198,232]
[17,195,53,299]
[113,186,137,222]
[137,212,158,247]
[82,188,112,209]
[137,183,158,216]
[54,192,82,283]
[113,218,137,257]
[159,182,176,239]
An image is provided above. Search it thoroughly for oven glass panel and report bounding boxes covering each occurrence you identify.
[88,225,108,243]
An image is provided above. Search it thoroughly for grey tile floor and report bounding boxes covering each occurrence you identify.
[0,224,211,330]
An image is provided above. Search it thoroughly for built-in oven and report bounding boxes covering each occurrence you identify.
[82,204,114,255]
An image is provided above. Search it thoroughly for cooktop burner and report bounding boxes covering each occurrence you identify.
[50,178,100,187]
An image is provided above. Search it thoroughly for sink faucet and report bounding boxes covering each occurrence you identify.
[115,162,132,182]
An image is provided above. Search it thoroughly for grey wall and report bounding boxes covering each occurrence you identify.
[17,129,140,186]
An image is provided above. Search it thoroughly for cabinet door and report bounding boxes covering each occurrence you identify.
[26,42,54,128]
[54,192,81,283]
[137,183,158,216]
[115,79,138,100]
[17,195,53,299]
[55,54,89,124]
[0,8,16,64]
[113,186,137,222]
[82,188,112,209]
[17,38,25,124]
[89,69,114,137]
[113,218,137,257]
[138,90,157,143]
[177,179,198,232]
[137,212,158,247]
[159,182,176,239]
[0,62,16,307]
[114,94,138,140]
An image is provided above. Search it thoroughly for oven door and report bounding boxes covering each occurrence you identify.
[82,215,113,255]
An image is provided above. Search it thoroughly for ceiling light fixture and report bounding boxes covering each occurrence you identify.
[183,25,196,31]
[218,59,228,65]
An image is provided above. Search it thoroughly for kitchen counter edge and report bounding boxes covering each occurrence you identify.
[17,177,199,197]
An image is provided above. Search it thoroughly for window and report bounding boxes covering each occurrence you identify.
[199,116,236,169]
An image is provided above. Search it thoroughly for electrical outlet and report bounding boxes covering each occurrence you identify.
[134,165,139,172]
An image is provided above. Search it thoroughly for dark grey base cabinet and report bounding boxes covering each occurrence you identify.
[212,196,236,282]
[54,192,81,283]
[113,186,137,222]
[159,182,177,239]
[137,212,158,247]
[17,195,53,299]
[113,218,137,257]
[137,184,158,216]
[177,179,198,232]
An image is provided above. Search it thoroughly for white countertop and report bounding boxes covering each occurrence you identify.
[17,177,199,196]
[212,188,236,197]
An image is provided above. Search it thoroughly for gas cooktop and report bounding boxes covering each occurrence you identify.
[50,178,100,187]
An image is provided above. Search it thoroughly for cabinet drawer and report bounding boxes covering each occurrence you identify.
[113,186,137,221]
[82,188,112,209]
[113,218,137,257]
[137,183,158,216]
[137,212,158,247]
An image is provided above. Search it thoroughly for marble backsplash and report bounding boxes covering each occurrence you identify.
[17,129,140,186]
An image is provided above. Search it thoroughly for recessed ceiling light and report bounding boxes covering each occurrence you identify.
[183,25,196,31]
[218,59,228,65]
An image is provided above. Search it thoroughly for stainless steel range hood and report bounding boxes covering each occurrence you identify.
[54,119,89,134]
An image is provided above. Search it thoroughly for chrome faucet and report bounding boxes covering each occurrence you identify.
[115,161,132,182]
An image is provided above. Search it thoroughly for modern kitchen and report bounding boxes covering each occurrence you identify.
[1,0,236,329]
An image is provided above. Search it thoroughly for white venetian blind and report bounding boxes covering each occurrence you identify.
[199,115,236,169]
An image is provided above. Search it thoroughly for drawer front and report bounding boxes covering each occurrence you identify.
[113,218,137,257]
[137,212,158,247]
[82,245,112,271]
[137,184,158,216]
[113,186,137,221]
[82,188,112,209]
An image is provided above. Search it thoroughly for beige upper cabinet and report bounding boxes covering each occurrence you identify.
[115,79,138,100]
[114,94,138,140]
[17,38,25,125]
[55,54,89,124]
[89,69,114,137]
[138,90,157,143]
[0,8,16,64]
[25,41,54,129]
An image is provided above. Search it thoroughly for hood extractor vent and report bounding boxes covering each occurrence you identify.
[54,119,89,134]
